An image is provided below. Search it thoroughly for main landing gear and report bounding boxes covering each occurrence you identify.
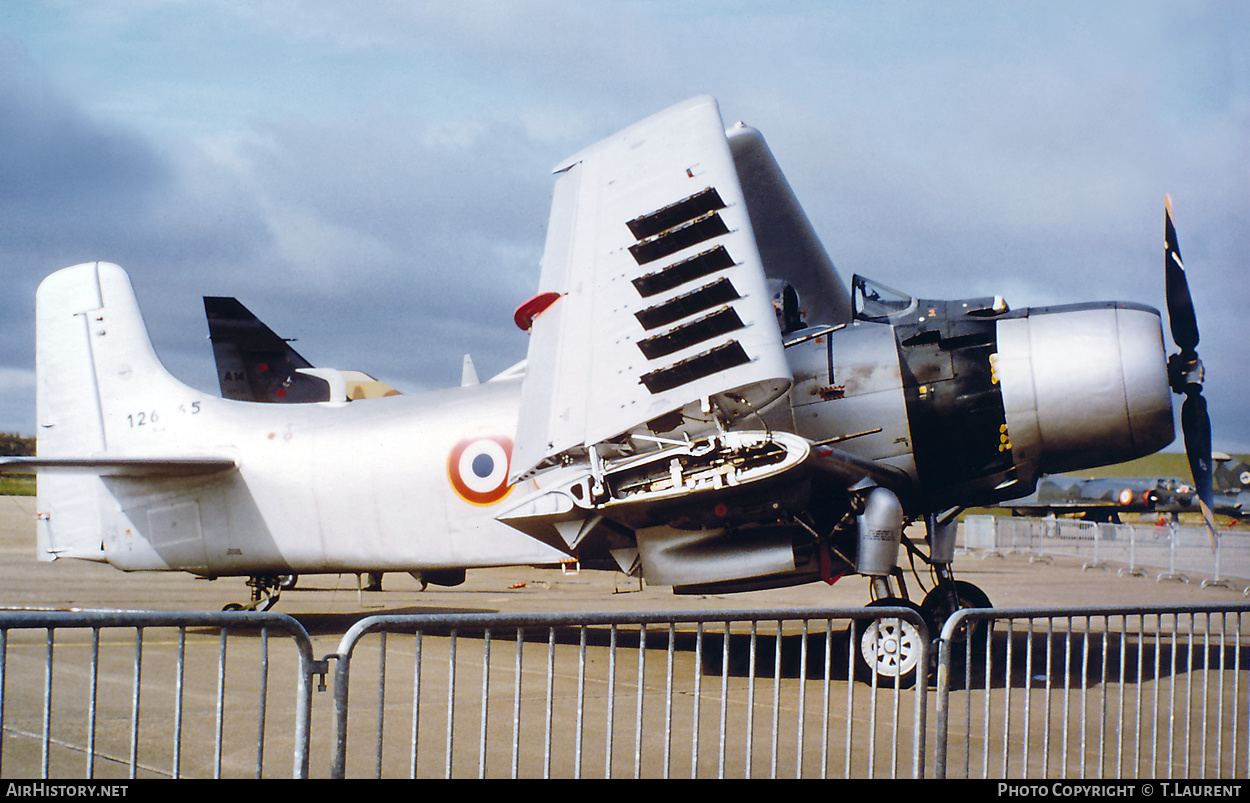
[855,510,990,685]
[920,571,992,655]
[222,575,284,612]
[854,562,991,687]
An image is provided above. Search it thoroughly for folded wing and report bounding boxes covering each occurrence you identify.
[511,96,793,483]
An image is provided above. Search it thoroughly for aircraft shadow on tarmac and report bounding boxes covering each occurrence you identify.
[946,629,1250,690]
[301,614,856,671]
[182,607,498,639]
[203,613,862,679]
[684,628,1250,687]
[186,612,1250,689]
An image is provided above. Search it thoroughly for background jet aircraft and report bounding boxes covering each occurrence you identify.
[998,452,1247,522]
[0,97,1212,686]
[999,474,1195,523]
[204,296,400,404]
[1214,452,1250,510]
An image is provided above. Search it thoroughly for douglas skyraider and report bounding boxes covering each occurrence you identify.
[1,97,1208,685]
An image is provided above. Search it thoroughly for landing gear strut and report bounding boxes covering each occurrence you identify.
[851,509,992,686]
[915,510,991,652]
[222,575,284,611]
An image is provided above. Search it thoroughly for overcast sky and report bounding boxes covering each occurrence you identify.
[1,2,1246,457]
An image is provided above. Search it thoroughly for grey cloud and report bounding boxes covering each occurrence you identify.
[0,4,1246,454]
[0,42,168,259]
[0,41,277,430]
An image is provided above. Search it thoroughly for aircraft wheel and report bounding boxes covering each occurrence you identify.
[855,598,927,687]
[222,603,245,612]
[278,574,299,590]
[920,581,992,654]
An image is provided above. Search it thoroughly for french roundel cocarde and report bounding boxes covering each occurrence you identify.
[448,436,514,505]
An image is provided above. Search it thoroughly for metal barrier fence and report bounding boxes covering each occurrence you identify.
[5,602,1250,778]
[0,611,322,779]
[965,515,1250,590]
[327,608,928,779]
[934,603,1250,779]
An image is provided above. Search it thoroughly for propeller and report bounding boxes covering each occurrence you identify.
[1163,195,1217,546]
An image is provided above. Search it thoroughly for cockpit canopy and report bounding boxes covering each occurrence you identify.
[852,275,916,322]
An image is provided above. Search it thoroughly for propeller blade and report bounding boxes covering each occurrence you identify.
[1181,391,1218,549]
[1164,195,1200,354]
[1164,197,1216,548]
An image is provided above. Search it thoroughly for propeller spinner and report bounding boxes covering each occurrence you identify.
[1163,196,1217,543]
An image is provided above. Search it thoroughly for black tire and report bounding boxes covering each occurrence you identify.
[920,580,992,656]
[854,598,929,687]
[278,574,299,590]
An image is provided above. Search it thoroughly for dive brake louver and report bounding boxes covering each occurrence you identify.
[624,188,750,395]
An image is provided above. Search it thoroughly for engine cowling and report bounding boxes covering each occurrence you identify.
[790,278,1174,512]
[994,303,1174,484]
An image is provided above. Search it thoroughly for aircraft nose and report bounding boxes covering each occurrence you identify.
[994,303,1175,478]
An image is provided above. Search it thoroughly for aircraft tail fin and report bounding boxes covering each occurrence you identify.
[204,296,402,401]
[33,263,220,561]
[37,263,207,456]
[203,295,331,402]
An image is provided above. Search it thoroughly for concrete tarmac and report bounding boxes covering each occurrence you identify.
[0,495,1246,779]
[2,495,1244,621]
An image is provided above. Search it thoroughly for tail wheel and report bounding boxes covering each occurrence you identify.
[855,598,928,687]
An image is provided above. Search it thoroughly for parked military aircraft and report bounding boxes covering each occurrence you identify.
[999,474,1196,523]
[1214,453,1250,502]
[999,452,1247,523]
[204,296,401,403]
[0,97,1211,685]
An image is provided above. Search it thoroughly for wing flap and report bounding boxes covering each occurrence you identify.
[512,96,792,482]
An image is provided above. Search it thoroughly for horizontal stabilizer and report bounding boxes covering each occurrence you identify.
[0,456,236,477]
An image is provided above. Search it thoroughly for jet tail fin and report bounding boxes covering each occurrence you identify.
[203,296,332,402]
[204,296,402,401]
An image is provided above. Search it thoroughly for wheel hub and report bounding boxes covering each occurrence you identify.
[864,618,918,676]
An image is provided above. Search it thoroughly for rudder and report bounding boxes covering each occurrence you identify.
[35,262,199,562]
[37,262,193,455]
